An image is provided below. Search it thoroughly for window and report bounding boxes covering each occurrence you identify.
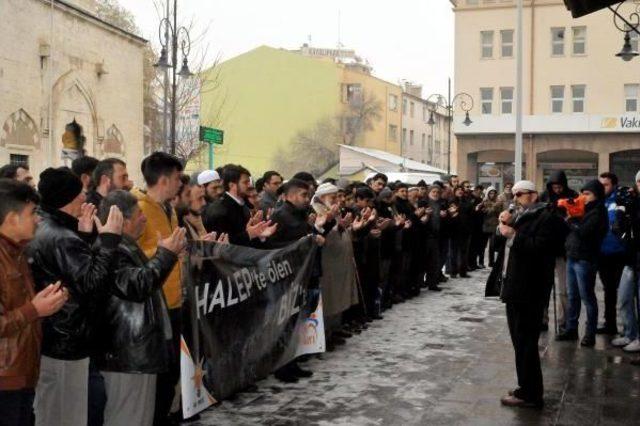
[421,133,426,148]
[500,87,514,114]
[389,94,398,111]
[481,31,494,58]
[343,84,362,105]
[551,85,564,113]
[501,30,514,57]
[410,101,415,118]
[388,124,398,142]
[409,130,414,146]
[402,99,408,115]
[572,27,586,55]
[9,154,29,167]
[625,84,639,112]
[422,105,428,121]
[572,85,585,113]
[402,128,407,144]
[551,27,565,56]
[480,88,493,114]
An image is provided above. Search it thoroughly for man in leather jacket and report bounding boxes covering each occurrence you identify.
[28,167,124,426]
[95,190,186,426]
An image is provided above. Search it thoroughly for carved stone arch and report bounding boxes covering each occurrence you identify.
[103,124,124,156]
[51,71,99,157]
[0,109,40,148]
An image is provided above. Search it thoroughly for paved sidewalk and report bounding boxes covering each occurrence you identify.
[197,269,640,425]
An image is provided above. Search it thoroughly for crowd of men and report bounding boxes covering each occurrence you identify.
[2,152,640,424]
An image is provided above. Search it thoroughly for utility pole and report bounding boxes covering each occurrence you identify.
[515,0,524,181]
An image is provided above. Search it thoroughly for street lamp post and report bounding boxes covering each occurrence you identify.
[154,0,193,156]
[609,2,640,61]
[426,78,474,175]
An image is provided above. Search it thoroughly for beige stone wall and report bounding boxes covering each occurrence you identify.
[0,0,146,183]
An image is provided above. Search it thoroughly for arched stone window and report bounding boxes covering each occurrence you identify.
[103,125,124,155]
[0,109,40,148]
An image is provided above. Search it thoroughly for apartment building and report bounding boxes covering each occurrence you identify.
[453,0,640,189]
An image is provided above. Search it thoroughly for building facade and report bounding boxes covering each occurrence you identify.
[0,0,146,182]
[198,45,404,176]
[453,0,640,190]
[400,83,451,171]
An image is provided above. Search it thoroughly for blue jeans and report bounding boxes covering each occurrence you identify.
[566,259,598,336]
[618,266,639,341]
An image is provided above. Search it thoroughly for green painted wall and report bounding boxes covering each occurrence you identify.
[198,46,341,175]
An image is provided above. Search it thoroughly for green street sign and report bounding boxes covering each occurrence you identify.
[200,126,224,145]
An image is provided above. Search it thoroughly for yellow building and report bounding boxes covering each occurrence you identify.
[197,45,404,177]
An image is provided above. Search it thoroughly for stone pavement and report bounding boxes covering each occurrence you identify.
[196,268,640,426]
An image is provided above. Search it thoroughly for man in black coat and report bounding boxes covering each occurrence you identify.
[28,167,124,425]
[538,170,578,332]
[498,180,565,409]
[95,190,185,426]
[268,179,326,383]
[203,164,276,246]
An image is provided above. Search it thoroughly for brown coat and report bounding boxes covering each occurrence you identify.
[0,233,41,390]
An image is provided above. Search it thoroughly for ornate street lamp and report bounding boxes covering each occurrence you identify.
[609,2,640,61]
[154,0,193,155]
[425,80,474,174]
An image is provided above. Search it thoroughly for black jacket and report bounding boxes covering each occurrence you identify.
[96,236,177,374]
[500,204,564,304]
[28,207,121,360]
[539,170,578,205]
[451,195,475,235]
[203,193,252,246]
[565,201,609,262]
[269,201,314,249]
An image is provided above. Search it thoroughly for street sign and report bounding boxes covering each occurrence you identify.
[200,126,224,145]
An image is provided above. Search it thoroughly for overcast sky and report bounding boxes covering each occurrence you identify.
[118,0,455,96]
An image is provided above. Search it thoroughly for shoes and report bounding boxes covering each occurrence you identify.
[478,264,486,269]
[597,325,618,335]
[331,336,346,346]
[459,274,471,279]
[540,323,549,332]
[428,285,442,292]
[500,394,543,409]
[275,369,299,383]
[291,363,313,378]
[449,274,458,278]
[555,329,578,341]
[335,329,353,339]
[438,275,449,283]
[371,314,384,320]
[623,339,640,352]
[392,294,405,304]
[612,336,632,347]
[580,334,596,347]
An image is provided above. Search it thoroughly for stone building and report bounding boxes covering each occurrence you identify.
[0,0,146,182]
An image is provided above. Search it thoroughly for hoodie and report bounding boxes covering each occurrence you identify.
[565,180,609,262]
[539,170,578,204]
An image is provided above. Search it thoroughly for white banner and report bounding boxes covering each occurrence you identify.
[180,336,216,419]
[295,296,326,357]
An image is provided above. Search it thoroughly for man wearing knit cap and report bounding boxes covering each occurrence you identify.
[29,167,124,426]
[498,180,565,409]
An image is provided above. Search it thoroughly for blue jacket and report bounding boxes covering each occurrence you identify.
[601,189,626,256]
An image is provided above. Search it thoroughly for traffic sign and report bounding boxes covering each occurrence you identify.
[200,126,224,145]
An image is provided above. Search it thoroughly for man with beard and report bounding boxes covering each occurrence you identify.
[86,158,133,208]
[204,164,277,247]
[424,185,444,291]
[449,185,474,278]
[268,179,327,383]
[197,170,223,204]
[258,171,283,212]
[395,183,420,297]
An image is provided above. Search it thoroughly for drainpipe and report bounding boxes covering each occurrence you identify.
[48,0,55,166]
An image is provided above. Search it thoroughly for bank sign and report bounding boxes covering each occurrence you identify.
[454,114,640,134]
[601,116,640,130]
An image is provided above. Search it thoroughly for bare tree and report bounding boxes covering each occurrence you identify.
[274,93,382,178]
[97,0,225,165]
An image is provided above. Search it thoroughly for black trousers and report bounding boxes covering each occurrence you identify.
[87,359,107,426]
[425,238,441,287]
[154,308,181,426]
[0,389,34,426]
[598,254,626,330]
[506,301,544,403]
[450,234,470,276]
